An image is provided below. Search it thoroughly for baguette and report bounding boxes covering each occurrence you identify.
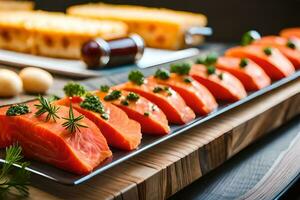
[0,11,128,59]
[67,3,207,50]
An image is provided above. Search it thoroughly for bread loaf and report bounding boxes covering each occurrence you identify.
[0,11,128,59]
[67,3,207,50]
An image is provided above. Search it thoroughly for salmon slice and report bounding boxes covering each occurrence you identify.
[148,73,218,115]
[253,36,300,69]
[55,96,142,150]
[0,112,13,148]
[225,45,295,80]
[216,56,271,91]
[1,100,112,174]
[94,90,170,135]
[116,81,195,125]
[280,28,300,39]
[190,64,247,102]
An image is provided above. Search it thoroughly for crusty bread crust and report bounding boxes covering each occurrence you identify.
[67,3,207,50]
[0,11,128,59]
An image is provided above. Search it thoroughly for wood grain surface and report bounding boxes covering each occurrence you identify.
[7,77,296,200]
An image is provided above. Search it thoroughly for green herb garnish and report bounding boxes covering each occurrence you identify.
[170,63,191,75]
[151,105,157,111]
[104,90,122,101]
[63,82,87,97]
[218,73,224,80]
[100,85,110,93]
[241,30,261,46]
[239,58,249,68]
[121,100,129,106]
[263,47,272,56]
[0,145,31,198]
[196,52,218,66]
[153,86,163,93]
[154,68,170,80]
[62,104,87,133]
[35,95,60,122]
[100,113,109,120]
[80,94,106,117]
[205,53,218,65]
[126,92,139,101]
[128,70,145,85]
[183,77,193,83]
[164,86,172,96]
[6,104,30,116]
[286,40,296,49]
[207,66,216,75]
[144,112,150,117]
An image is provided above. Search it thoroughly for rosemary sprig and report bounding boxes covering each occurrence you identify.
[35,95,60,122]
[62,104,88,133]
[0,145,31,198]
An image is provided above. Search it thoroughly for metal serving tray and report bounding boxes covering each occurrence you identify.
[0,56,299,185]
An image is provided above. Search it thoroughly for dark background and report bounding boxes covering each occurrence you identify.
[34,0,300,42]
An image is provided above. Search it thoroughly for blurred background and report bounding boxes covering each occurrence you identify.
[35,0,300,42]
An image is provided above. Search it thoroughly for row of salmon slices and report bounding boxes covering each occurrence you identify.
[0,28,299,174]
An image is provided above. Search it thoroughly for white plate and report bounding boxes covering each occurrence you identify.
[0,48,200,78]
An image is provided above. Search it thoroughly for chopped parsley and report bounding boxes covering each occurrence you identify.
[164,86,172,96]
[153,86,163,93]
[121,100,129,106]
[183,76,193,83]
[80,94,107,119]
[128,70,145,85]
[207,65,216,75]
[104,90,122,101]
[63,82,87,97]
[196,52,218,65]
[151,105,156,111]
[218,73,224,80]
[239,58,249,68]
[170,62,191,75]
[6,104,30,116]
[144,112,150,117]
[100,113,109,120]
[154,68,170,80]
[286,40,296,49]
[241,30,261,46]
[263,47,272,56]
[126,92,139,101]
[100,85,110,93]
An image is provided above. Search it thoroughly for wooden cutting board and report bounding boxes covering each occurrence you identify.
[16,77,298,200]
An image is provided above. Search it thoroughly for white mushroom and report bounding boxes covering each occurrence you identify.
[19,67,53,94]
[0,69,23,97]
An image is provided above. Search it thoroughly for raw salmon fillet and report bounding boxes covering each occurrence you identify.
[56,97,142,151]
[280,28,300,39]
[116,80,195,125]
[216,56,271,91]
[225,45,295,80]
[95,90,170,135]
[1,101,112,174]
[148,74,218,115]
[253,36,300,69]
[190,64,247,102]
